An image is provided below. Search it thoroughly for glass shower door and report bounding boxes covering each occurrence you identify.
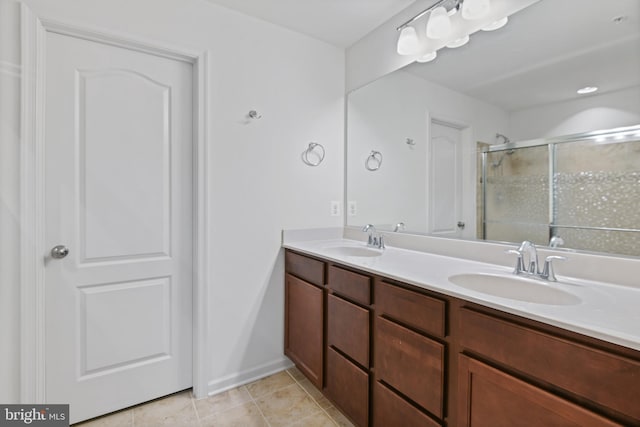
[554,139,640,256]
[483,145,550,245]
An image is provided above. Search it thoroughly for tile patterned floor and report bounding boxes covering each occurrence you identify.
[74,367,354,427]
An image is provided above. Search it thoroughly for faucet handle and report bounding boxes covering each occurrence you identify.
[505,249,525,274]
[541,255,567,281]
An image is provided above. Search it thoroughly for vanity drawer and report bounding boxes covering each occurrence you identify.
[328,294,369,367]
[376,281,446,338]
[375,316,444,418]
[328,265,371,305]
[285,251,324,287]
[326,347,369,427]
[460,308,640,421]
[373,381,441,427]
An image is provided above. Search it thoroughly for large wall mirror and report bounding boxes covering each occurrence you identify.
[346,0,640,257]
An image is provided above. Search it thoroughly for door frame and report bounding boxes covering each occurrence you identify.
[20,5,211,402]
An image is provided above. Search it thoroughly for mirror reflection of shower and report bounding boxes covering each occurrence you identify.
[478,125,640,257]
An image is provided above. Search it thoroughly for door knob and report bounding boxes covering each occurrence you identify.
[51,245,69,259]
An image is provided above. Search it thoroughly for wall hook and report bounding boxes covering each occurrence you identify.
[248,110,262,119]
[406,138,415,146]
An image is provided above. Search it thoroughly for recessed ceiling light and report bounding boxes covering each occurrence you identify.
[577,86,598,95]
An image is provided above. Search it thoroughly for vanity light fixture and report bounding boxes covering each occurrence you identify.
[446,35,470,48]
[396,0,510,62]
[577,86,598,95]
[482,16,508,31]
[462,0,491,20]
[417,51,438,62]
[397,25,420,55]
[426,6,453,39]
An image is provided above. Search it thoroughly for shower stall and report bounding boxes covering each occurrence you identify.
[478,125,640,257]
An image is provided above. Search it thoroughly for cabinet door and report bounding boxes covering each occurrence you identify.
[373,382,441,427]
[326,347,369,427]
[458,355,621,427]
[375,317,444,418]
[327,294,369,367]
[285,273,323,388]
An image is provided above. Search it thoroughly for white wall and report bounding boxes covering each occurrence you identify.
[347,70,508,235]
[0,0,22,404]
[7,0,345,399]
[509,87,640,141]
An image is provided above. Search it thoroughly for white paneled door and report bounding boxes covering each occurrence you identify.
[44,32,193,423]
[428,121,463,238]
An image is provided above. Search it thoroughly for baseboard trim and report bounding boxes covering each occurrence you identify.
[205,357,294,398]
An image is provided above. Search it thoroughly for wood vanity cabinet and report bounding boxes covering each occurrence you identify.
[284,251,325,388]
[284,249,640,427]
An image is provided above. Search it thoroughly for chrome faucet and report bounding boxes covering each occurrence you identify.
[507,240,567,281]
[518,240,539,274]
[362,224,385,249]
[549,235,565,248]
[393,222,406,232]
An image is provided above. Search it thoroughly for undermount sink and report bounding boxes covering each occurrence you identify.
[323,245,383,258]
[448,273,581,305]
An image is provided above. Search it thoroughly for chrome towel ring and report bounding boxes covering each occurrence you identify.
[302,142,325,167]
[365,150,383,171]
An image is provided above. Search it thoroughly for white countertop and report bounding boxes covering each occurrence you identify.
[283,238,640,352]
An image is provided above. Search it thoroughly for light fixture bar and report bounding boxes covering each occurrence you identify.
[396,0,453,31]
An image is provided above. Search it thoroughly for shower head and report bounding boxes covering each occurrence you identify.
[496,133,510,144]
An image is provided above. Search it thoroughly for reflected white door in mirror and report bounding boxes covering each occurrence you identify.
[428,121,465,238]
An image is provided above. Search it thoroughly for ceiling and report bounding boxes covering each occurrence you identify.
[404,0,640,111]
[202,0,417,47]
[202,0,639,112]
